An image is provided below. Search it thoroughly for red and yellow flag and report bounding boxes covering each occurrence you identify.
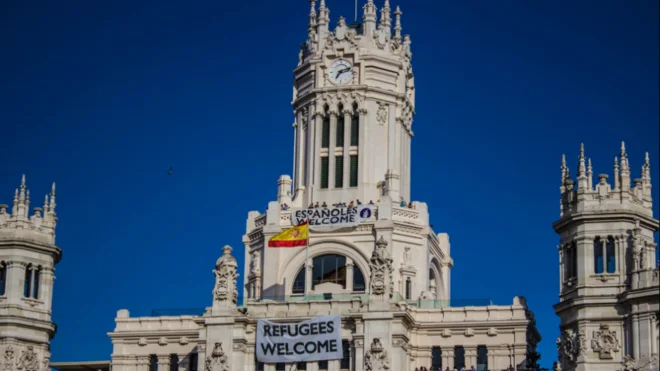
[267,221,309,248]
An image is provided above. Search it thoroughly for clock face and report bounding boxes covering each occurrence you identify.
[329,60,353,84]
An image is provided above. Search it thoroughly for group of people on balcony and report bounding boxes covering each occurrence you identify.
[276,198,416,211]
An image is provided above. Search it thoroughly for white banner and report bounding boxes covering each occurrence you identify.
[256,315,343,363]
[293,205,375,231]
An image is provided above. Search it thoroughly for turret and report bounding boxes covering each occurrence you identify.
[363,0,377,36]
[379,0,392,35]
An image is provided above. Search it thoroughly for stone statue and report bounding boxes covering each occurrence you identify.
[17,346,39,371]
[370,237,393,300]
[250,251,261,275]
[213,245,239,307]
[365,338,390,371]
[205,343,229,371]
[3,345,15,371]
[403,247,411,266]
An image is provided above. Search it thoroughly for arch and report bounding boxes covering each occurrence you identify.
[291,254,367,294]
[280,239,371,296]
[429,257,446,300]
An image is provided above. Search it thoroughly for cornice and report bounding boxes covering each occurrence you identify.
[0,239,62,263]
[552,210,659,233]
[108,330,200,339]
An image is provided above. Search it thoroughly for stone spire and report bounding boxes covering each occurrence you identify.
[619,141,631,191]
[587,158,593,191]
[641,152,652,199]
[393,6,402,44]
[12,175,28,220]
[613,157,620,190]
[577,143,588,190]
[363,0,377,36]
[307,0,317,46]
[379,0,392,34]
[49,182,56,215]
[317,0,330,33]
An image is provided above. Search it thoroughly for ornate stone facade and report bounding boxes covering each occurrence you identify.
[0,176,60,371]
[553,144,659,371]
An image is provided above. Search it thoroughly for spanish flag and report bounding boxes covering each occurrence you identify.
[268,221,309,248]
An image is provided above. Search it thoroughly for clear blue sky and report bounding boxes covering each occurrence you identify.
[1,0,658,368]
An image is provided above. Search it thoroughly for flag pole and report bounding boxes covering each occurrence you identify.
[305,216,310,302]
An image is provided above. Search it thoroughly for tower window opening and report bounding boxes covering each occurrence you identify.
[23,264,32,298]
[569,242,577,279]
[405,277,412,300]
[276,363,285,371]
[170,355,179,371]
[350,104,359,146]
[32,266,40,299]
[293,254,366,293]
[293,268,306,295]
[320,157,329,189]
[336,104,345,147]
[335,156,344,188]
[322,107,330,148]
[349,155,358,187]
[594,237,604,274]
[318,360,328,370]
[606,236,616,273]
[353,266,365,292]
[149,355,158,371]
[0,261,6,296]
[190,353,198,371]
[340,340,350,370]
[454,346,465,370]
[431,347,442,370]
[477,345,488,371]
[297,362,307,370]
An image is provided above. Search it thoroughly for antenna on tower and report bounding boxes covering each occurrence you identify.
[355,0,358,23]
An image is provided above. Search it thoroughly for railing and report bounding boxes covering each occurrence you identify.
[150,308,206,316]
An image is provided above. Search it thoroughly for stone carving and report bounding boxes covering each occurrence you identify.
[179,337,189,345]
[403,247,411,266]
[41,351,50,371]
[621,355,635,371]
[376,103,388,125]
[464,328,475,337]
[370,237,394,300]
[577,328,587,356]
[365,338,390,371]
[301,107,309,129]
[205,343,229,371]
[591,324,620,359]
[373,26,390,50]
[158,337,167,346]
[487,327,497,336]
[213,245,239,307]
[250,251,261,275]
[557,330,578,363]
[441,329,451,338]
[138,337,147,346]
[4,345,15,370]
[17,346,39,371]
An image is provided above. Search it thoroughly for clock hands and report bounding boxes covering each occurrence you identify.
[335,67,352,79]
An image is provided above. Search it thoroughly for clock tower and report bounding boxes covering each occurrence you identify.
[290,0,415,208]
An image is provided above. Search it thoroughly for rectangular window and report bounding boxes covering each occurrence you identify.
[23,267,31,297]
[431,347,442,370]
[318,360,328,370]
[320,157,329,189]
[606,236,616,273]
[477,345,488,371]
[349,155,358,187]
[350,114,359,146]
[0,263,6,296]
[405,278,412,300]
[335,156,344,188]
[340,340,351,370]
[149,355,158,371]
[454,346,465,370]
[32,268,40,299]
[594,237,604,274]
[296,363,307,371]
[322,116,330,148]
[571,243,578,279]
[189,353,198,371]
[276,363,285,371]
[336,116,345,147]
[170,355,179,371]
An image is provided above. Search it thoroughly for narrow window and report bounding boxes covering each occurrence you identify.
[431,347,442,370]
[297,363,307,371]
[189,353,198,371]
[0,262,6,296]
[320,157,329,189]
[276,363,285,371]
[349,155,358,187]
[255,353,263,371]
[335,156,344,188]
[170,355,179,371]
[353,266,365,292]
[24,264,32,297]
[336,105,345,147]
[32,266,40,299]
[570,242,578,279]
[594,237,604,274]
[322,108,330,148]
[454,346,465,370]
[293,268,305,295]
[350,104,359,146]
[318,360,328,370]
[340,340,350,370]
[149,355,158,371]
[477,345,488,371]
[606,236,616,273]
[405,278,412,300]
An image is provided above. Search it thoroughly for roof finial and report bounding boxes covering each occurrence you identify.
[619,141,630,191]
[363,0,378,35]
[577,143,588,189]
[587,158,593,190]
[379,0,392,32]
[19,174,27,202]
[393,6,402,43]
[49,182,56,213]
[613,157,620,190]
[43,194,49,214]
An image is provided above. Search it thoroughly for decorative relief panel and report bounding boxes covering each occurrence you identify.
[369,237,394,301]
[591,325,620,359]
[376,103,388,125]
[205,343,229,371]
[365,338,390,371]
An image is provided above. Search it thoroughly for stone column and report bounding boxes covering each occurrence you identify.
[487,350,495,371]
[558,245,564,293]
[305,261,314,295]
[136,356,150,371]
[651,313,658,358]
[5,262,23,303]
[353,338,365,371]
[346,260,354,292]
[357,109,367,197]
[343,109,352,190]
[197,343,206,371]
[328,111,338,188]
[464,347,477,370]
[310,112,322,200]
[39,267,55,311]
[157,355,170,371]
[632,313,640,360]
[443,348,454,370]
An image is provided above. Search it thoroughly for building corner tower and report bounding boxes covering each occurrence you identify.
[0,175,62,371]
[553,143,659,371]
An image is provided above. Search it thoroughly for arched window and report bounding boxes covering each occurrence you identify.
[321,106,330,148]
[606,236,616,273]
[336,104,344,147]
[292,254,366,294]
[350,103,359,146]
[24,264,32,297]
[594,237,604,274]
[0,261,6,296]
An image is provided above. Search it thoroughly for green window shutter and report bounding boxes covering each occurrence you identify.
[322,116,330,148]
[349,155,358,187]
[335,156,344,188]
[320,157,329,189]
[350,114,359,146]
[336,116,344,147]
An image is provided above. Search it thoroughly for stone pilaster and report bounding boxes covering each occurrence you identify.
[328,111,338,188]
[157,355,170,371]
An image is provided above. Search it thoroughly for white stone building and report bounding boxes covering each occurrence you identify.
[0,176,60,371]
[553,144,659,371]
